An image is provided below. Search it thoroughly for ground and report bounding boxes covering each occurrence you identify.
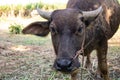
[0,32,120,80]
[0,16,120,80]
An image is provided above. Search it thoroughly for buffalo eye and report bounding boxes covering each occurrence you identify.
[75,27,83,35]
[78,27,82,32]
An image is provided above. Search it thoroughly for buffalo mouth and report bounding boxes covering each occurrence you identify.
[53,57,80,74]
[53,60,80,74]
[53,66,80,75]
[63,67,80,74]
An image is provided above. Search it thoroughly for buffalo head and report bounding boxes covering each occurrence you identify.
[22,6,102,74]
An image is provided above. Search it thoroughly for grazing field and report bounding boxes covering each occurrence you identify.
[0,31,120,80]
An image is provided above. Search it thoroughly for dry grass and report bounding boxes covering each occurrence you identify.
[0,32,120,80]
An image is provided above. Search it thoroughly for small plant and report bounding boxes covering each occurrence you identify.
[9,23,23,34]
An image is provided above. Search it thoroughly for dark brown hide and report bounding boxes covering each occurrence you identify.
[22,0,120,80]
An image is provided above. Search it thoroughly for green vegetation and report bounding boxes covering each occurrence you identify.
[9,23,23,34]
[0,2,65,18]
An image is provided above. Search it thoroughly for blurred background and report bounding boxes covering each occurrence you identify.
[0,0,68,5]
[0,0,68,32]
[0,0,119,45]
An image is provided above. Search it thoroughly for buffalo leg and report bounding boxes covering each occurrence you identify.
[85,53,92,69]
[96,40,110,80]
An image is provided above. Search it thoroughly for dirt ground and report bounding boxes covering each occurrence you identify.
[0,33,120,80]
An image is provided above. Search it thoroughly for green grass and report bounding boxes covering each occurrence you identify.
[0,33,70,80]
[0,34,51,46]
[0,33,120,80]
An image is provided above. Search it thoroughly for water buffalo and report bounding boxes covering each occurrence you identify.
[22,0,120,80]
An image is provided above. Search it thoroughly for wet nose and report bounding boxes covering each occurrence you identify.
[55,58,72,72]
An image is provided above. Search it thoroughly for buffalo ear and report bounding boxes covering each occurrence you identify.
[22,21,50,36]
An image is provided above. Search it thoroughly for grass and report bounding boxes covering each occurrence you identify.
[0,32,120,80]
[0,34,50,46]
[0,33,68,80]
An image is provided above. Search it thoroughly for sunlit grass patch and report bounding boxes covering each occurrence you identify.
[0,34,51,46]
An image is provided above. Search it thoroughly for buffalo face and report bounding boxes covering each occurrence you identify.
[50,9,85,73]
[22,7,102,73]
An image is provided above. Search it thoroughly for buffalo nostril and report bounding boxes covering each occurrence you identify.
[55,59,72,71]
[57,59,72,67]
